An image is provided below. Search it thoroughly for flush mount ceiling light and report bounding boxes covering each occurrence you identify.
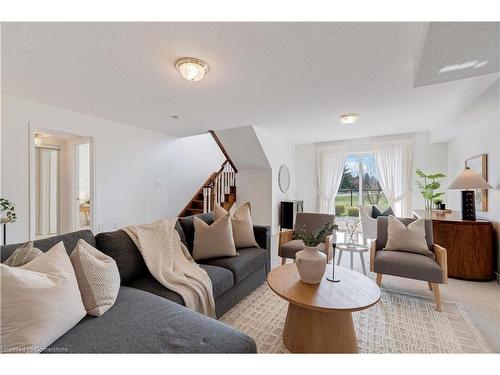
[175,57,209,82]
[340,113,359,125]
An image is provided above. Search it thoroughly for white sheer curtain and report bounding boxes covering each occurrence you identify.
[316,146,347,214]
[372,139,414,217]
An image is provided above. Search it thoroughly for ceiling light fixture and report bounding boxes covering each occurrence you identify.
[175,57,208,82]
[340,113,359,125]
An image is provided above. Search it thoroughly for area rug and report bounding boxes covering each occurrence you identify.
[220,284,491,353]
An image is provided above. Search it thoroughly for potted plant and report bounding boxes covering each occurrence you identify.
[294,221,337,284]
[1,198,17,245]
[416,169,446,212]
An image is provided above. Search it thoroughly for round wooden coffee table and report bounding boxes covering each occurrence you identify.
[267,263,380,353]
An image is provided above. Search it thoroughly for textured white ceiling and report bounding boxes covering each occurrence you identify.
[2,22,498,144]
[414,22,499,87]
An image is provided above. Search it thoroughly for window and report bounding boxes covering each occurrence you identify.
[335,153,389,217]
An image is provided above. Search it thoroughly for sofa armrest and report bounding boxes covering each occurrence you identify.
[433,244,448,284]
[253,225,271,251]
[370,240,377,272]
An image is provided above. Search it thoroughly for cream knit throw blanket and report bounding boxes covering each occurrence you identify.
[123,219,216,318]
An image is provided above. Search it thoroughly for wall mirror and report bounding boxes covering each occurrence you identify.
[278,164,290,193]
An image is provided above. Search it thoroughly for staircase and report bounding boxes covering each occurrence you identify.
[179,131,238,217]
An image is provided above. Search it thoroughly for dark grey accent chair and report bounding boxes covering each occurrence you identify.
[278,212,335,265]
[1,212,271,353]
[370,217,448,311]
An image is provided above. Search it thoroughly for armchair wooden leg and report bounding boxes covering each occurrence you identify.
[281,258,287,265]
[428,282,433,291]
[376,273,382,287]
[431,283,442,312]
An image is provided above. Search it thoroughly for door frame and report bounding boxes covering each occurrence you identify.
[29,122,97,240]
[74,139,93,231]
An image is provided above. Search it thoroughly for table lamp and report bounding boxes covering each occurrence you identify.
[448,167,492,220]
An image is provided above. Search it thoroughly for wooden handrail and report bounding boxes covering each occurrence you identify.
[204,161,228,188]
[208,130,238,173]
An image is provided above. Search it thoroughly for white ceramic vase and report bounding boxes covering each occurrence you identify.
[295,245,327,284]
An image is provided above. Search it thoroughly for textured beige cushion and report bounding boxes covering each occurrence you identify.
[3,241,43,267]
[383,215,434,258]
[70,239,121,317]
[1,242,86,353]
[215,202,258,249]
[192,213,238,261]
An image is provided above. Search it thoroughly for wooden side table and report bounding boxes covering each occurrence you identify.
[413,210,494,281]
[267,264,380,353]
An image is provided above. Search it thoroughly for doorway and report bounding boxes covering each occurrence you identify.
[30,125,96,240]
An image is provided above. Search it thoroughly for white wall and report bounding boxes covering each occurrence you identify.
[1,95,223,244]
[254,126,296,251]
[447,109,500,273]
[294,132,448,214]
[234,169,273,227]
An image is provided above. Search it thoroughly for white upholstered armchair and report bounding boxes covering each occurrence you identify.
[360,206,377,244]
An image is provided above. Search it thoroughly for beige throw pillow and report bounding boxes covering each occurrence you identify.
[383,215,434,258]
[192,213,238,261]
[1,242,86,353]
[3,241,43,267]
[70,239,121,317]
[215,202,259,249]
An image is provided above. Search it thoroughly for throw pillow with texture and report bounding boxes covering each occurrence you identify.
[70,239,121,317]
[192,213,238,261]
[215,202,258,249]
[383,215,434,258]
[372,206,394,219]
[1,242,86,353]
[3,241,43,267]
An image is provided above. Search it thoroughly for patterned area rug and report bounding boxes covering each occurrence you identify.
[220,284,491,353]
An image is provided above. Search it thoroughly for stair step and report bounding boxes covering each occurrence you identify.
[225,192,236,204]
[222,202,234,210]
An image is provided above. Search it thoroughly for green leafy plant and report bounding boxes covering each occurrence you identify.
[335,204,346,216]
[0,198,17,224]
[294,221,338,247]
[347,206,359,217]
[416,169,446,211]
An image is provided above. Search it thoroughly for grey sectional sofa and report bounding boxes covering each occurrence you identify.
[0,212,271,353]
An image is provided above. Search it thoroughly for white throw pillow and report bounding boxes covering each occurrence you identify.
[215,202,259,249]
[70,239,121,317]
[1,242,86,353]
[383,215,434,258]
[192,213,238,261]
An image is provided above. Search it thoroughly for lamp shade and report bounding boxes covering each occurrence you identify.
[448,167,492,189]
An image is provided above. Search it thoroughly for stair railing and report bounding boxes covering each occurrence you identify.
[202,160,236,213]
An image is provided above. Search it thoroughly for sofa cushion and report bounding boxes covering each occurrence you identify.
[371,206,394,219]
[2,242,86,353]
[178,212,215,252]
[376,217,433,250]
[193,214,237,261]
[95,230,148,284]
[374,250,443,283]
[200,247,268,284]
[46,286,256,353]
[279,239,325,259]
[1,230,95,262]
[3,241,43,267]
[127,264,234,302]
[174,220,189,249]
